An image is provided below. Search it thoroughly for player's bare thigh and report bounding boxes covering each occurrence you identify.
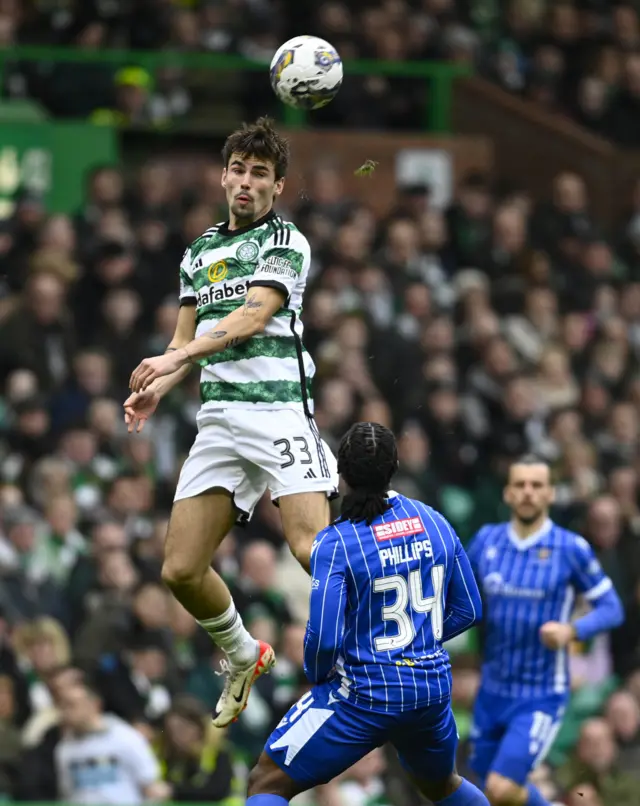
[278,491,331,572]
[162,488,237,588]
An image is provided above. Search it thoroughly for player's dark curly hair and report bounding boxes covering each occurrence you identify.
[337,422,398,525]
[221,117,290,179]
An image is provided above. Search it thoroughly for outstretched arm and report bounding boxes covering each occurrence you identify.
[129,286,284,392]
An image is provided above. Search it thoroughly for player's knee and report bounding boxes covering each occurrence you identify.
[161,554,203,591]
[485,773,522,806]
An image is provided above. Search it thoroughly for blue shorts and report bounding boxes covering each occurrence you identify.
[468,688,566,786]
[265,681,458,788]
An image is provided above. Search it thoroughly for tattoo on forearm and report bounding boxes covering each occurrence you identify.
[205,330,228,341]
[243,295,264,315]
[204,329,245,350]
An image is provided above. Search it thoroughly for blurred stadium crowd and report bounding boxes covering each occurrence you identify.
[6,0,640,142]
[0,149,640,805]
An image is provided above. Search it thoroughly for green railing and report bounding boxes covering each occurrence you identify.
[0,46,471,132]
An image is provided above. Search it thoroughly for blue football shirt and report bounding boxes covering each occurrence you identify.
[467,520,612,699]
[303,492,482,712]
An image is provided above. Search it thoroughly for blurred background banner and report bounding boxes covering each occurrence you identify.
[0,121,117,217]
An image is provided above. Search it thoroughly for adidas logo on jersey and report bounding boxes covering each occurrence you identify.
[196,281,248,307]
[304,469,317,479]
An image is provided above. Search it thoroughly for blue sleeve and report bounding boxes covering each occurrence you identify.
[573,588,624,641]
[569,535,624,641]
[442,537,483,642]
[303,528,347,684]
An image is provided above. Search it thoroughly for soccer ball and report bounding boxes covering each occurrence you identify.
[270,35,343,110]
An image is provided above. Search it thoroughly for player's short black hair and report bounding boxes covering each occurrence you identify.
[512,453,549,467]
[337,422,398,525]
[222,117,290,179]
[508,453,552,483]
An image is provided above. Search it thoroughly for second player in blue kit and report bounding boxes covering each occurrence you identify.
[467,455,624,806]
[246,422,490,806]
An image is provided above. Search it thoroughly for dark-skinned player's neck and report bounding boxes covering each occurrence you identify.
[511,513,548,539]
[228,204,273,231]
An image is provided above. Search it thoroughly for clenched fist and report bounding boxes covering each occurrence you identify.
[539,621,576,650]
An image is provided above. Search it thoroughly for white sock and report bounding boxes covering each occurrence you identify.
[197,601,258,668]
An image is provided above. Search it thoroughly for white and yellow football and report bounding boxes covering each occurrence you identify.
[270,35,343,110]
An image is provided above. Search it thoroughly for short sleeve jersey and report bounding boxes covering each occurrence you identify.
[180,210,315,412]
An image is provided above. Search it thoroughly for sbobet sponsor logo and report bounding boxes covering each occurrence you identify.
[196,280,248,307]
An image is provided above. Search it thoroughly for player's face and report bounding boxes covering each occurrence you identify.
[504,463,555,525]
[222,153,284,224]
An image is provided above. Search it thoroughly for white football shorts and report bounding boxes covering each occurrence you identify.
[174,408,339,521]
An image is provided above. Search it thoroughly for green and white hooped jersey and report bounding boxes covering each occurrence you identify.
[179,209,316,412]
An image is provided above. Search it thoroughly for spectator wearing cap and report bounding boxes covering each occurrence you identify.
[90,66,155,128]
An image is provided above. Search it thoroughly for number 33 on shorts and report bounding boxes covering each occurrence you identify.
[274,436,313,469]
[267,409,337,494]
[264,407,339,500]
[174,408,338,520]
